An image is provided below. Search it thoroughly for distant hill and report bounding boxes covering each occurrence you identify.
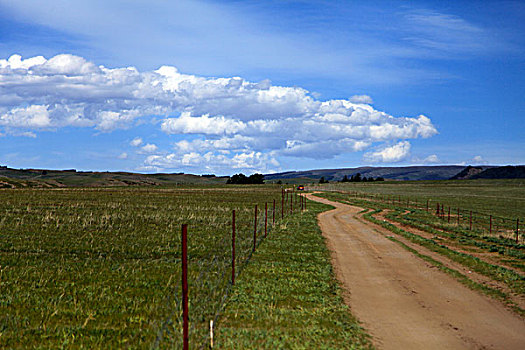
[2,164,522,188]
[449,165,487,180]
[448,165,525,180]
[470,166,525,179]
[265,166,474,182]
[0,166,228,188]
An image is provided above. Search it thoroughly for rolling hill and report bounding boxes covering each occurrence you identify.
[0,166,228,188]
[264,165,488,182]
[2,164,523,188]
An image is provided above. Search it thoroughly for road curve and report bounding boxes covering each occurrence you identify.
[308,194,525,350]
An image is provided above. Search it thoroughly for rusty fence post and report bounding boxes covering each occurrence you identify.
[253,205,258,252]
[281,194,284,219]
[273,199,276,225]
[232,210,235,285]
[181,224,189,350]
[516,218,520,244]
[264,202,268,237]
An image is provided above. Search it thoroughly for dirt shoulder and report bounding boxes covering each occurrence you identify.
[368,210,525,309]
[374,209,525,277]
[307,193,525,350]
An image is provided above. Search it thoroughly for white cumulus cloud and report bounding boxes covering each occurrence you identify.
[0,53,438,171]
[423,154,440,163]
[141,143,158,153]
[471,155,487,164]
[349,94,373,104]
[364,141,412,163]
[130,137,143,147]
[145,150,279,174]
[161,112,246,135]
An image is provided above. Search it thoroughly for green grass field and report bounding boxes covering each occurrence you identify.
[312,179,525,219]
[217,199,372,349]
[0,186,370,349]
[0,187,281,348]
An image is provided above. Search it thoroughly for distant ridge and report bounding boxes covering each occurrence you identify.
[449,165,487,180]
[458,165,525,180]
[0,166,228,188]
[2,164,523,188]
[264,165,475,182]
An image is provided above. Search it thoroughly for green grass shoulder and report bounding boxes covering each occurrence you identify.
[216,200,372,349]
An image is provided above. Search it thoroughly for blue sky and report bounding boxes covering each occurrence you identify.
[0,0,524,175]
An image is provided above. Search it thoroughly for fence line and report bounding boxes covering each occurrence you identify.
[307,187,523,244]
[156,187,307,348]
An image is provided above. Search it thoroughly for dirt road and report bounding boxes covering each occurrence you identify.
[308,194,525,350]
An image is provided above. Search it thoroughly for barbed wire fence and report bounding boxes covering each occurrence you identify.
[307,185,523,244]
[153,188,307,349]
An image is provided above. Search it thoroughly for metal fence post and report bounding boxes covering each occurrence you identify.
[253,205,257,252]
[516,218,520,244]
[232,210,235,285]
[181,224,189,350]
[264,202,268,237]
[273,199,276,224]
[281,194,284,219]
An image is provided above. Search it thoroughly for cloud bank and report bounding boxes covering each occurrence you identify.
[0,54,438,172]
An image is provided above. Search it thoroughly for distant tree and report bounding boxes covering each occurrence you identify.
[319,176,328,184]
[375,177,385,181]
[362,176,368,182]
[353,173,362,182]
[341,175,349,182]
[227,173,247,184]
[248,173,265,184]
[227,173,265,184]
[277,180,282,184]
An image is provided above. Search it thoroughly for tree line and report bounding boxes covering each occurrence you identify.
[319,173,384,183]
[226,173,265,184]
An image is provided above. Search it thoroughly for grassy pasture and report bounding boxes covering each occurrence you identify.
[0,186,282,348]
[312,179,525,219]
[217,199,372,349]
[0,186,369,349]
